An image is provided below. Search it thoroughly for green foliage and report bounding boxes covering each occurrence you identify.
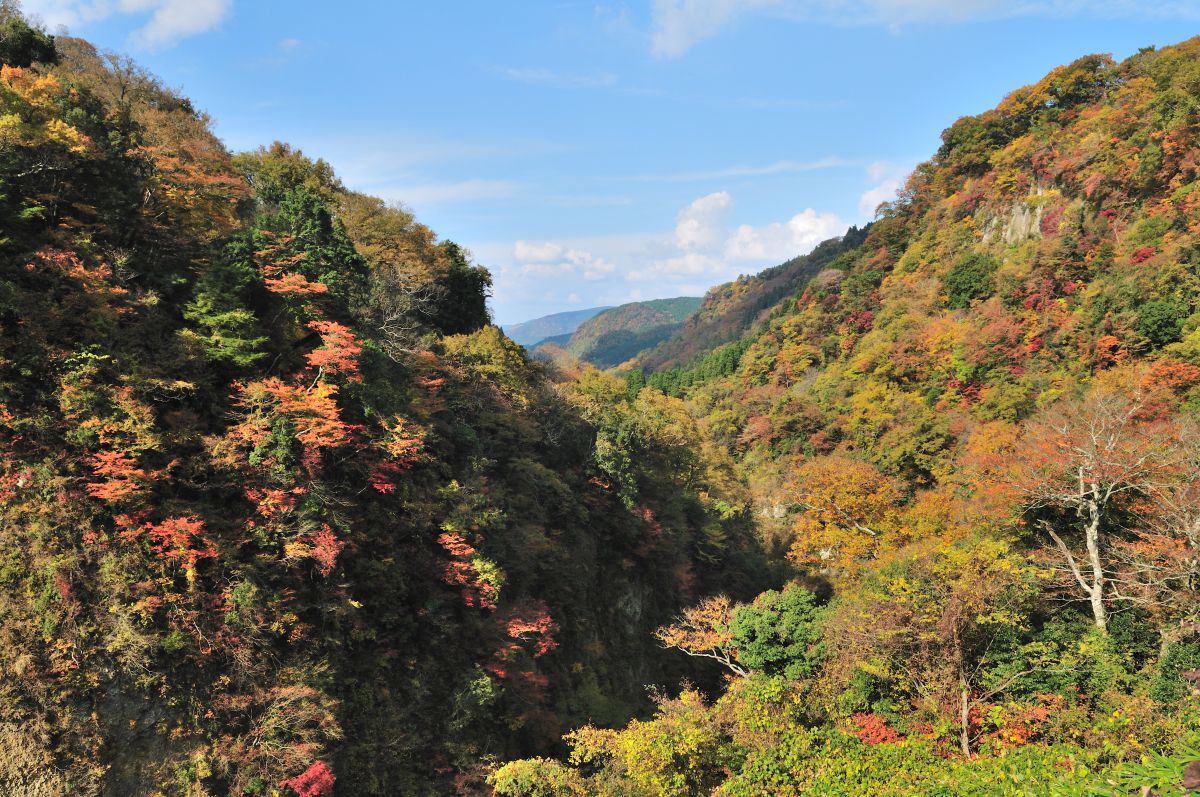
[1139,298,1187,346]
[729,584,823,680]
[944,251,999,309]
[0,4,57,67]
[1150,641,1200,704]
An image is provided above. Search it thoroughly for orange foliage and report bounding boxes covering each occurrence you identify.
[85,450,149,503]
[264,274,329,296]
[304,320,362,382]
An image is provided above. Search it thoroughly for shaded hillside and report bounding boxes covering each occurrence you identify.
[536,296,702,369]
[502,306,610,347]
[635,227,869,372]
[494,37,1200,796]
[0,12,765,795]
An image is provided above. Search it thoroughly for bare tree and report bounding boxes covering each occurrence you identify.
[1014,376,1182,631]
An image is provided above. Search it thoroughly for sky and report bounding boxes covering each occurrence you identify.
[17,1,1200,324]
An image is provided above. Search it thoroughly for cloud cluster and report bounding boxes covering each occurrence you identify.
[651,0,780,57]
[858,159,907,218]
[511,241,616,281]
[651,0,1200,57]
[22,0,231,47]
[629,190,842,280]
[498,191,845,318]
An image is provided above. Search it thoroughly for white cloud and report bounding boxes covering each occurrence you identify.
[495,66,619,89]
[487,193,847,322]
[651,0,780,57]
[857,159,912,219]
[725,208,844,262]
[650,0,1200,57]
[675,191,732,251]
[632,192,843,280]
[619,156,846,182]
[23,0,231,48]
[511,240,616,281]
[373,179,519,206]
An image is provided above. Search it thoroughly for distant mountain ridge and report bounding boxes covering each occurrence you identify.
[502,306,611,347]
[535,296,703,368]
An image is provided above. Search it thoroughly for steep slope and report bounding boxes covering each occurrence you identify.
[502,306,611,347]
[634,227,869,372]
[0,14,763,796]
[493,37,1200,795]
[535,296,703,369]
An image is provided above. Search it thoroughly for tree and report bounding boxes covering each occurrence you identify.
[656,595,749,678]
[0,3,56,68]
[1110,419,1200,656]
[786,456,905,574]
[729,583,824,680]
[943,251,998,309]
[1011,372,1182,631]
[825,537,1037,755]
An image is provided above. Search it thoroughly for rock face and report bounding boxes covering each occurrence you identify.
[980,189,1046,245]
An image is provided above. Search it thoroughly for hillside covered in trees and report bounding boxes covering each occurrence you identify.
[494,35,1200,797]
[533,297,702,370]
[0,7,765,795]
[501,307,612,348]
[7,3,1200,795]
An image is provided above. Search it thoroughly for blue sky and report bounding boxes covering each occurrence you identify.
[19,1,1200,323]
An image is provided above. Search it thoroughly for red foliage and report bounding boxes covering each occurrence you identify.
[280,761,336,797]
[246,487,304,519]
[851,712,904,745]
[437,532,497,608]
[264,273,329,295]
[308,525,344,577]
[305,320,363,382]
[85,450,148,503]
[261,379,352,452]
[126,516,217,572]
[1131,246,1158,264]
[502,601,559,657]
[1094,334,1125,367]
[846,309,875,333]
[1142,359,1200,395]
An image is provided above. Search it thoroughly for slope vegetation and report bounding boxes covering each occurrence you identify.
[502,306,611,347]
[0,13,762,795]
[495,37,1200,796]
[536,296,702,369]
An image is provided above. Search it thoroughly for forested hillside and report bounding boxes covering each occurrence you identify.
[636,227,869,372]
[0,8,766,795]
[533,297,702,369]
[494,37,1200,796]
[9,2,1200,794]
[502,307,611,348]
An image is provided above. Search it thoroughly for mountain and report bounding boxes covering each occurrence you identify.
[534,296,703,369]
[501,306,611,347]
[633,227,869,372]
[495,37,1200,795]
[0,13,761,795]
[11,5,1200,793]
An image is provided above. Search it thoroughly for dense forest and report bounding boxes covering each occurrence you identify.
[5,2,1200,794]
[499,36,1200,796]
[0,6,763,794]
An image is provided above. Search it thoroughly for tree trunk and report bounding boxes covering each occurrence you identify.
[959,682,971,757]
[1084,492,1108,632]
